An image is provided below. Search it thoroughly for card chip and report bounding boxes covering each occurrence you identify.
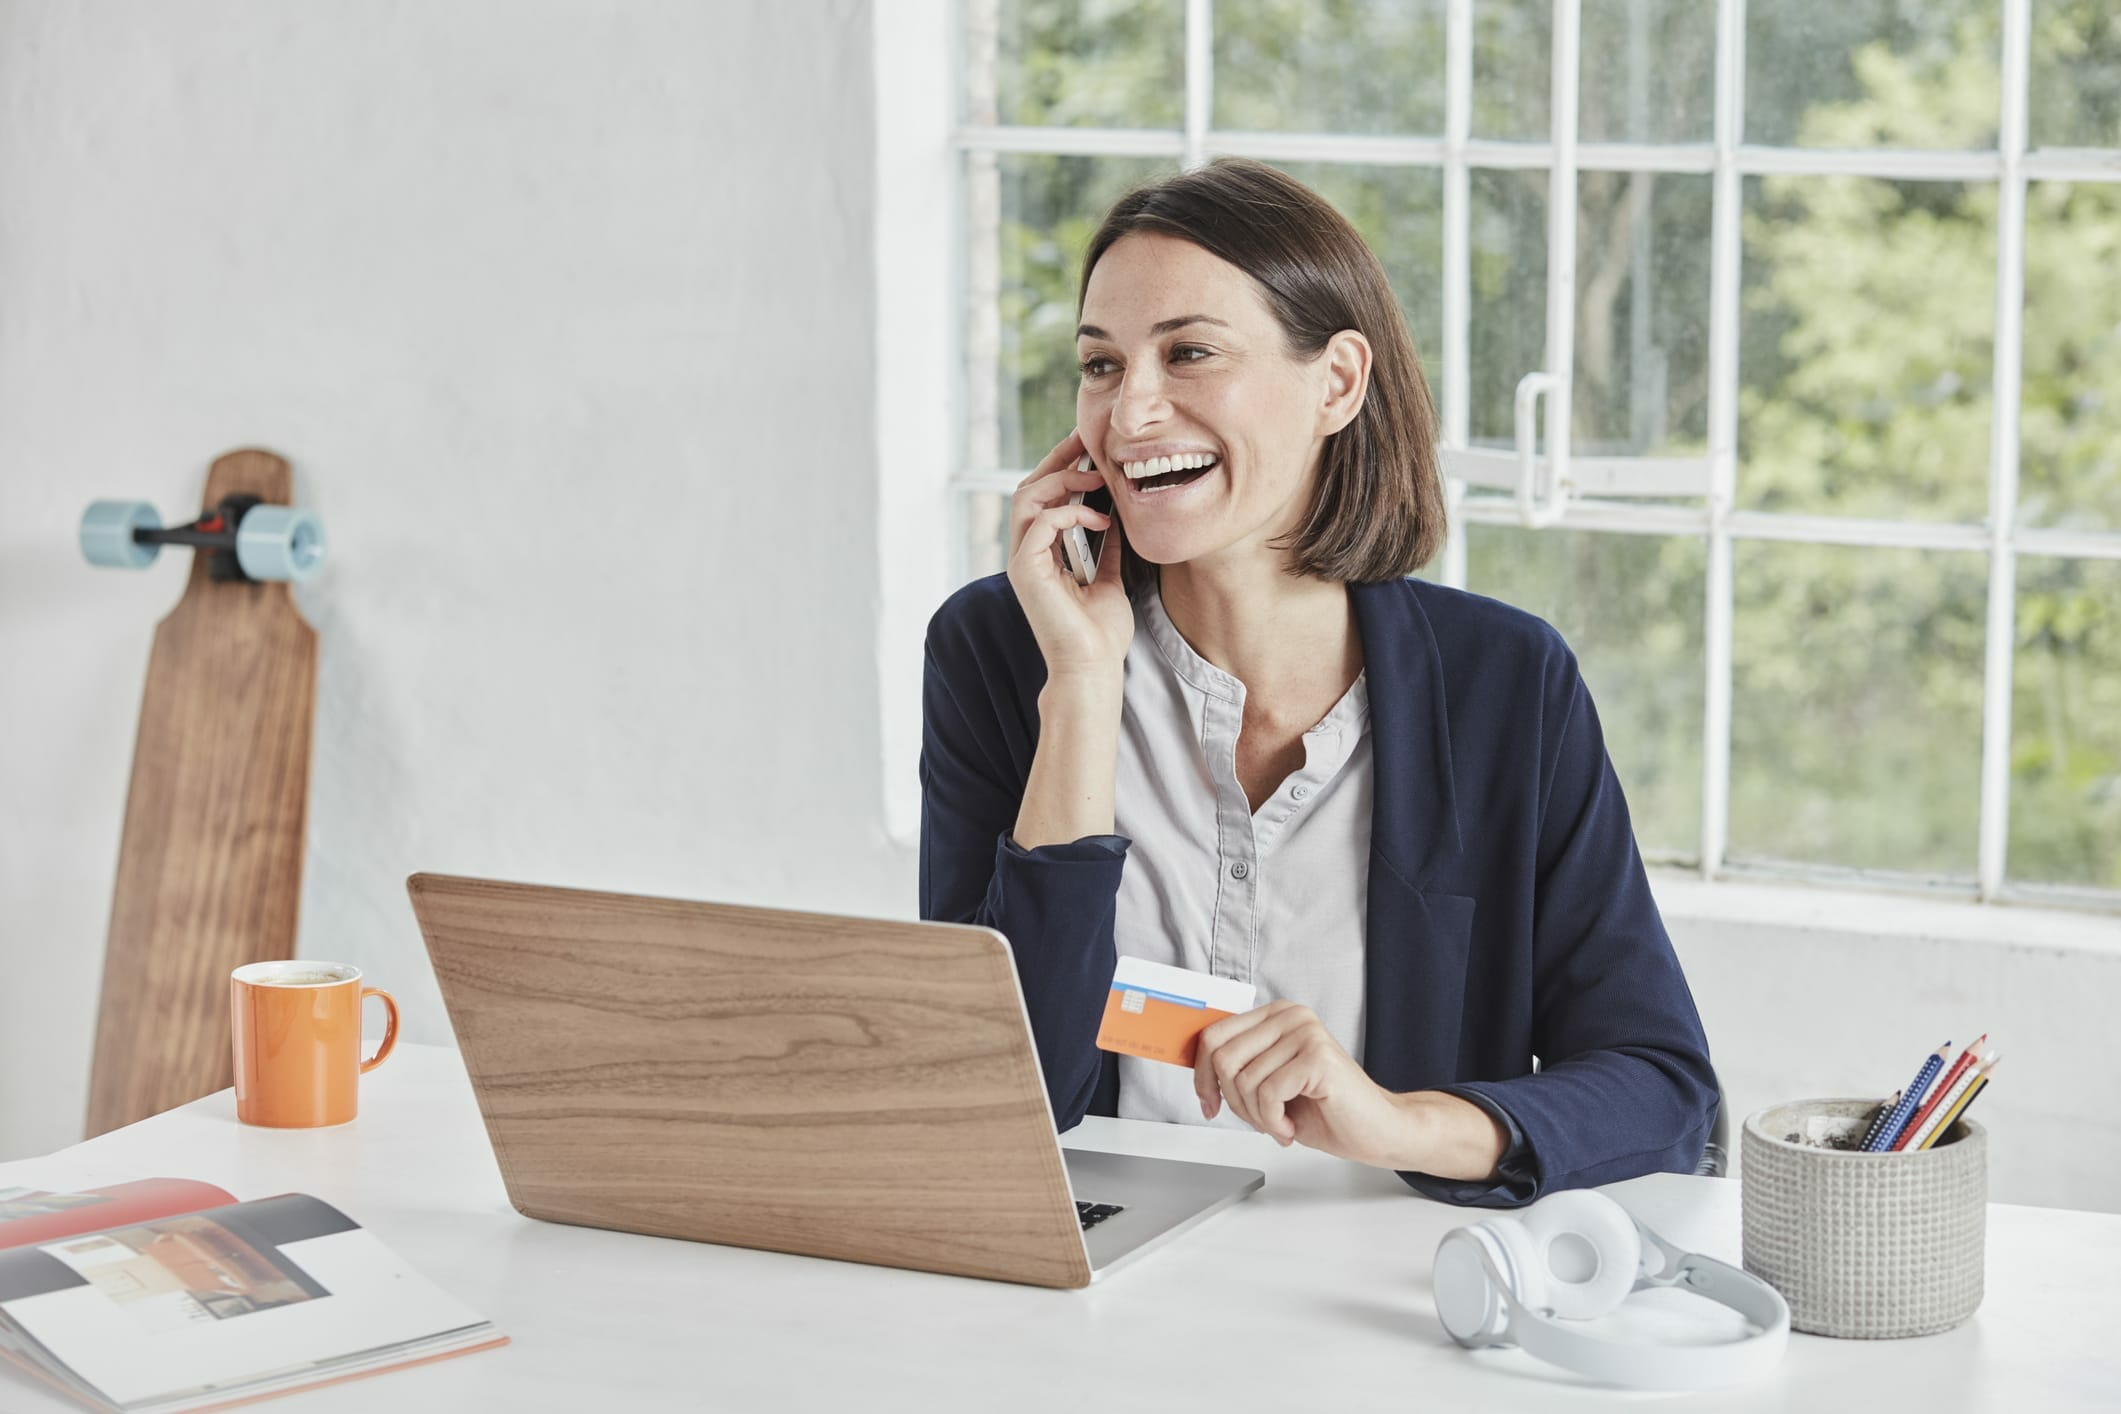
[1121,989,1146,1014]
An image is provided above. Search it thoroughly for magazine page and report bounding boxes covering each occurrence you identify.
[0,1183,239,1254]
[0,1193,500,1413]
[0,1317,109,1409]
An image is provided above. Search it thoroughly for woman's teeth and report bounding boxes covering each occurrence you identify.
[1120,452,1218,480]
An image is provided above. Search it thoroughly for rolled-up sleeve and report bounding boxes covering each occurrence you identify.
[1397,1088,1541,1207]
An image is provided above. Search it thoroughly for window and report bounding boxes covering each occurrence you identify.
[948,0,2121,906]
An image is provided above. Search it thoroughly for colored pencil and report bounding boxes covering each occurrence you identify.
[1866,1042,1950,1152]
[1918,1055,2001,1150]
[1857,1090,1903,1151]
[1898,1049,1987,1152]
[1890,1033,1987,1152]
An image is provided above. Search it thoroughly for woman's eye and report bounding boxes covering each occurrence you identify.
[1079,346,1210,377]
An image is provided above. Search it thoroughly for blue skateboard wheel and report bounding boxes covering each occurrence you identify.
[80,501,162,570]
[235,505,327,583]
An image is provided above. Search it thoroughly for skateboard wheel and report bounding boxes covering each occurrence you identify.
[80,501,162,570]
[235,505,327,583]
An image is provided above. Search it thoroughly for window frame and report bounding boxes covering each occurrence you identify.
[909,0,2121,911]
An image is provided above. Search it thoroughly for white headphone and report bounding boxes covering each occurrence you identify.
[1432,1189,1789,1391]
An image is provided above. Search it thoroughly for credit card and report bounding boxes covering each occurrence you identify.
[1095,956,1257,1068]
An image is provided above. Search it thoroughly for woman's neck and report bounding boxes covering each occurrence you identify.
[1158,558,1361,718]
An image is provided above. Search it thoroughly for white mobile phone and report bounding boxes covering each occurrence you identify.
[1059,456,1113,587]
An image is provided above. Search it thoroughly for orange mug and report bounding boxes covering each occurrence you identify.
[230,961,399,1127]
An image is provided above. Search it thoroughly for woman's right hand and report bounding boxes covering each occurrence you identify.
[1007,429,1135,681]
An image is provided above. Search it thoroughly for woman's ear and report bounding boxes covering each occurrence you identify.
[1317,329,1373,437]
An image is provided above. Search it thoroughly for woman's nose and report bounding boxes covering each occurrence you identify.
[1111,366,1170,433]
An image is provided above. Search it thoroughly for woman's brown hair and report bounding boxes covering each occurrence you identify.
[1079,157,1444,584]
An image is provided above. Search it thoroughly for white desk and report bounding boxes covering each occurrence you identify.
[4,1044,2116,1412]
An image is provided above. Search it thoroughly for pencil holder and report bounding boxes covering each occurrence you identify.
[1740,1099,1985,1339]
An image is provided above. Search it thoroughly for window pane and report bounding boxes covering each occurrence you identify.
[2029,1,2121,149]
[970,153,1170,475]
[2020,181,2121,534]
[1729,542,1986,876]
[1469,167,1547,446]
[2011,556,2121,889]
[1745,1,1999,150]
[1464,526,1704,860]
[1271,163,1445,399]
[1738,176,1996,522]
[1213,1,1447,135]
[1472,0,1551,142]
[1580,0,1715,144]
[1573,172,1711,457]
[968,0,1184,129]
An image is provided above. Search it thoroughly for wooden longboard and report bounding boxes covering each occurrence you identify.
[84,449,319,1138]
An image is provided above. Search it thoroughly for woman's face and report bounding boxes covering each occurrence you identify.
[1076,232,1356,575]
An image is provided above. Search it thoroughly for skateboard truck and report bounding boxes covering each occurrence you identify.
[80,493,326,583]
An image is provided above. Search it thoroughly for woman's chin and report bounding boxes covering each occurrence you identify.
[1116,532,1193,568]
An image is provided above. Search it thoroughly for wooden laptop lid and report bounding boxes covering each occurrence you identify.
[406,874,1092,1289]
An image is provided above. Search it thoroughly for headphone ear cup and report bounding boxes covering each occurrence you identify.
[1433,1227,1506,1345]
[1487,1218,1550,1314]
[1434,1223,1546,1346]
[1517,1190,1643,1321]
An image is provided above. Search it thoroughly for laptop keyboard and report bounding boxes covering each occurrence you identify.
[1076,1201,1124,1230]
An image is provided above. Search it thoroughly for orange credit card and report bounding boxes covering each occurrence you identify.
[1095,957,1258,1068]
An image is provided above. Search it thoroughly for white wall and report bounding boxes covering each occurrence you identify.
[1657,873,2119,1215]
[0,0,913,1161]
[3,0,2115,1217]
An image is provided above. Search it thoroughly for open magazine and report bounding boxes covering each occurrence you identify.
[0,1179,504,1413]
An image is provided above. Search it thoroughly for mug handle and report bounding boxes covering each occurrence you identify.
[360,987,400,1073]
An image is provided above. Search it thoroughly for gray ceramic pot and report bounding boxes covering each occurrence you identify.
[1741,1098,1985,1339]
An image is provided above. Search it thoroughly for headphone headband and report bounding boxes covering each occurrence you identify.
[1444,1203,1790,1392]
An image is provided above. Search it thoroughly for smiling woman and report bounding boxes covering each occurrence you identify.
[1071,166,1442,592]
[919,158,1720,1208]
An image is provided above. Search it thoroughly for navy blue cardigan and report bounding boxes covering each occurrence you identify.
[918,572,1717,1207]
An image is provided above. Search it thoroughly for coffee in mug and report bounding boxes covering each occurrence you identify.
[229,961,399,1127]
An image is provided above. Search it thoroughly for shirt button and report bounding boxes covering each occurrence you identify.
[1291,785,1309,801]
[1230,861,1249,880]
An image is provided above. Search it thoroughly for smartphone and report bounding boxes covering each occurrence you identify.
[1059,456,1114,587]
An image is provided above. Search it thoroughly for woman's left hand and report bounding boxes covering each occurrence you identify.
[1193,1001,1409,1166]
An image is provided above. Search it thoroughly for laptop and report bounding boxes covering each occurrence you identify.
[406,873,1263,1289]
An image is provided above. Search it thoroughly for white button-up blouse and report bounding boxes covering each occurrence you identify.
[1111,581,1374,1126]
